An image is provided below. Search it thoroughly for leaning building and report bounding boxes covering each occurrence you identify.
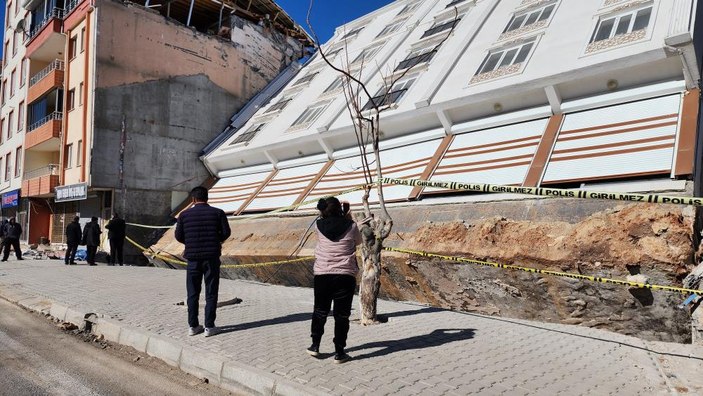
[160,0,703,342]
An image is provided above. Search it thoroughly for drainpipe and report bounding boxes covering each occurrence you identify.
[81,6,93,183]
[60,27,71,185]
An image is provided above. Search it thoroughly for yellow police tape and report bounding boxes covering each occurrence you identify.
[383,246,703,295]
[125,236,313,269]
[125,184,369,230]
[381,177,703,206]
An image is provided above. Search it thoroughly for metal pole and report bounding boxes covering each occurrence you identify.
[186,0,195,26]
[218,1,224,31]
[145,0,150,6]
[166,1,171,18]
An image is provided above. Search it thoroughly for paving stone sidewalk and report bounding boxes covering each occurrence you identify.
[0,259,702,395]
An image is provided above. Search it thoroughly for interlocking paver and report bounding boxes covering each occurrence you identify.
[0,259,702,395]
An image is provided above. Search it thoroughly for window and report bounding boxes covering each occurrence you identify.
[504,3,555,33]
[292,71,319,87]
[0,119,4,143]
[67,89,76,111]
[397,1,421,17]
[362,75,417,111]
[81,28,86,52]
[3,42,8,65]
[14,147,21,178]
[291,102,330,127]
[79,82,84,106]
[342,26,364,39]
[325,47,344,59]
[446,0,467,8]
[8,111,14,139]
[351,44,385,65]
[5,152,11,181]
[376,19,407,38]
[69,36,78,60]
[1,80,5,105]
[17,101,24,131]
[590,6,652,43]
[324,76,346,93]
[231,122,265,145]
[20,59,26,87]
[265,97,292,113]
[10,69,16,97]
[475,40,535,75]
[65,144,73,169]
[12,32,18,56]
[77,140,82,166]
[395,46,437,71]
[421,17,462,39]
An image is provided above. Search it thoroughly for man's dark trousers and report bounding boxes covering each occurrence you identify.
[186,259,220,328]
[109,238,124,265]
[65,243,78,264]
[86,246,98,265]
[2,238,21,260]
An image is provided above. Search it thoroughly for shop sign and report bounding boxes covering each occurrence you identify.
[55,183,88,203]
[1,189,20,208]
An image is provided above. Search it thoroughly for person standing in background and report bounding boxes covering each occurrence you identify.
[65,217,82,265]
[82,217,102,266]
[1,218,24,262]
[106,213,126,266]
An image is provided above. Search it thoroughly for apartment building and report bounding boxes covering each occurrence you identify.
[202,0,703,214]
[0,0,310,248]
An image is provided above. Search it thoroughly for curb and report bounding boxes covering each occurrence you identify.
[0,287,326,396]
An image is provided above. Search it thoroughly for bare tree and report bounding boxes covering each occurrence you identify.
[307,2,459,325]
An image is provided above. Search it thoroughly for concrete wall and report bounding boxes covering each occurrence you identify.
[90,0,303,261]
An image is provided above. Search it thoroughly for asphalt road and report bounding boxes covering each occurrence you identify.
[0,297,237,396]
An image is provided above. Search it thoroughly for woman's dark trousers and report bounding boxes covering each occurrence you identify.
[311,274,356,353]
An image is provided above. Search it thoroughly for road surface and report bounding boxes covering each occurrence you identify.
[0,297,236,396]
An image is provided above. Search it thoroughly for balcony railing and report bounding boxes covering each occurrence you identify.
[421,18,461,39]
[29,60,65,87]
[28,112,63,132]
[24,164,60,180]
[64,0,81,15]
[27,8,64,42]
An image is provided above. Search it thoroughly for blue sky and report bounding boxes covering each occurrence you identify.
[0,5,4,60]
[0,1,393,58]
[276,0,394,43]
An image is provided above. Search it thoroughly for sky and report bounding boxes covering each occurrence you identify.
[0,4,4,60]
[0,1,393,59]
[276,0,394,44]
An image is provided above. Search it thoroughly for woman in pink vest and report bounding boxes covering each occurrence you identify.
[306,197,361,363]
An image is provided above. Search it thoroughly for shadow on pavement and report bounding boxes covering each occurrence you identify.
[377,306,444,322]
[346,328,475,360]
[218,312,310,334]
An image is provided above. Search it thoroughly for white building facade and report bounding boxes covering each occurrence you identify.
[203,0,703,214]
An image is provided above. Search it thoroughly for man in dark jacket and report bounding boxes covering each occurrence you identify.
[82,217,102,266]
[65,217,82,265]
[175,186,231,337]
[105,213,126,266]
[1,218,23,262]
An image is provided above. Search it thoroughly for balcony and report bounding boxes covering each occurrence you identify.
[28,60,64,104]
[26,8,65,61]
[21,164,60,197]
[26,112,63,151]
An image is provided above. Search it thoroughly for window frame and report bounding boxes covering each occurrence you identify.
[341,26,365,40]
[67,89,76,111]
[474,39,537,76]
[10,68,16,98]
[17,101,24,131]
[420,16,462,40]
[363,74,418,111]
[14,147,21,178]
[230,122,266,145]
[290,102,331,128]
[69,36,78,60]
[589,5,653,44]
[19,58,26,87]
[503,2,556,33]
[291,71,319,87]
[65,143,73,169]
[5,152,11,181]
[396,1,421,17]
[376,19,407,39]
[395,46,438,72]
[351,42,385,65]
[7,111,14,139]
